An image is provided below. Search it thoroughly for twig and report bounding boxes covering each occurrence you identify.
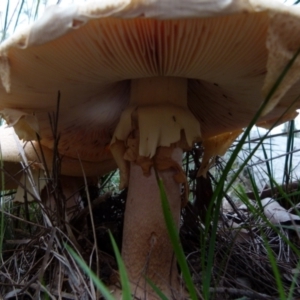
[208,173,246,222]
[246,181,300,200]
[239,130,300,144]
[208,287,273,299]
[35,228,57,297]
[77,153,100,299]
[248,149,300,167]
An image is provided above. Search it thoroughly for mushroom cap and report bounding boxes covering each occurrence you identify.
[1,0,300,175]
[0,126,116,189]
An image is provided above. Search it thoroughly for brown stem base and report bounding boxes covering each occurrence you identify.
[121,148,185,299]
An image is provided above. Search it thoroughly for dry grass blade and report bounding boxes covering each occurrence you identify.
[0,94,108,299]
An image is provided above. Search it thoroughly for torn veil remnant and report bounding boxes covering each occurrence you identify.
[1,0,300,299]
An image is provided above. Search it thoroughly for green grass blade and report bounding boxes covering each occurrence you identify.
[235,187,300,300]
[246,168,261,201]
[1,0,10,42]
[283,120,295,186]
[108,231,132,299]
[156,174,198,300]
[34,0,41,20]
[65,244,115,300]
[13,0,26,33]
[287,260,300,300]
[262,236,286,299]
[146,279,169,300]
[202,45,300,299]
[222,46,300,198]
[261,141,275,191]
[202,181,224,299]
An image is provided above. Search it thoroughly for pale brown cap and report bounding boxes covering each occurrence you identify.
[0,0,300,177]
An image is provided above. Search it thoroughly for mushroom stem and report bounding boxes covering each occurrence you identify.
[111,76,200,298]
[130,77,187,106]
[122,147,183,299]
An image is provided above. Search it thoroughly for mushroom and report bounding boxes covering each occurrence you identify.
[0,126,116,189]
[0,126,113,219]
[1,0,300,298]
